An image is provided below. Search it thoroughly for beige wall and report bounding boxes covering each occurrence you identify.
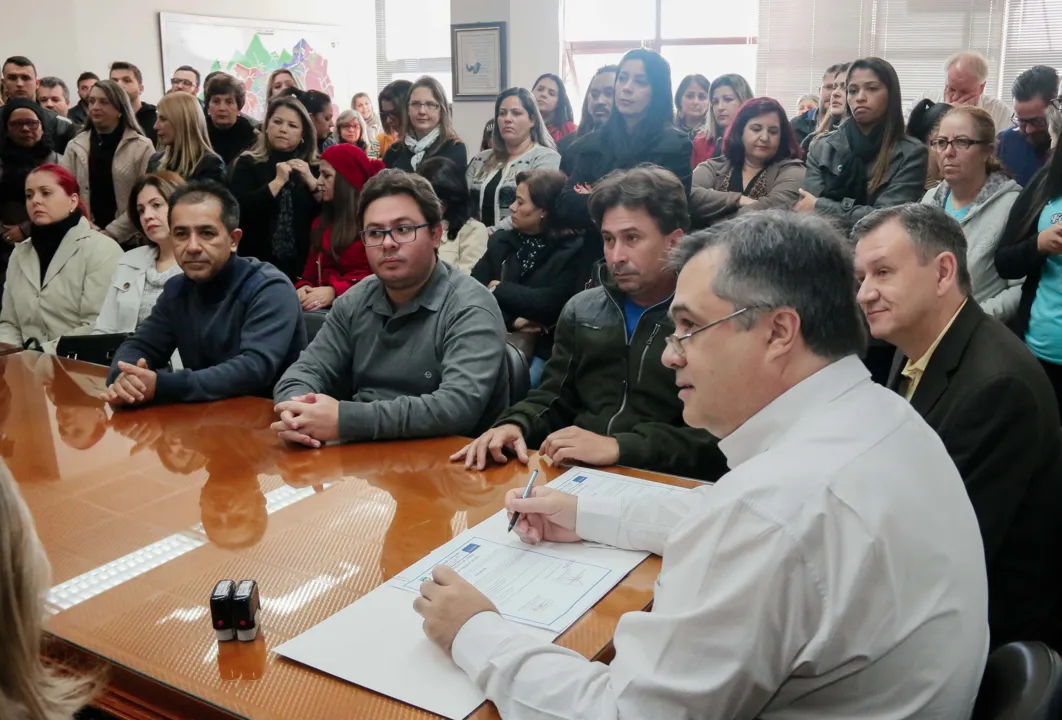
[0,0,376,106]
[449,0,561,151]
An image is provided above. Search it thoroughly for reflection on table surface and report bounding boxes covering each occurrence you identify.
[3,352,697,720]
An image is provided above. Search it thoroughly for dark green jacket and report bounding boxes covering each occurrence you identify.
[495,270,728,481]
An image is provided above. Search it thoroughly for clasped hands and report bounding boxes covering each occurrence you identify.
[415,486,580,654]
[100,358,157,407]
[296,285,336,311]
[271,393,341,448]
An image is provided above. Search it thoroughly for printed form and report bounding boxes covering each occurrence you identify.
[275,467,694,720]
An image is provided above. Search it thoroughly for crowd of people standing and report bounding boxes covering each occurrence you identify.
[2,40,1062,720]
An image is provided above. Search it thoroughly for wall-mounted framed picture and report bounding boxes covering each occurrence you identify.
[450,22,508,101]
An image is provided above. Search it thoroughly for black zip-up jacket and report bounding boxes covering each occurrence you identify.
[493,266,727,481]
[471,229,583,358]
[555,123,692,284]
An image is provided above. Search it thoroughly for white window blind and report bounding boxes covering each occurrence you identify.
[755,0,1062,115]
[998,0,1062,103]
[871,0,1004,108]
[374,0,451,97]
[755,0,865,111]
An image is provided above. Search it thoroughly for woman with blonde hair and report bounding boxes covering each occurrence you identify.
[352,91,383,140]
[0,462,98,718]
[691,73,754,165]
[147,92,225,183]
[230,95,320,281]
[382,76,467,172]
[265,68,301,103]
[332,109,377,157]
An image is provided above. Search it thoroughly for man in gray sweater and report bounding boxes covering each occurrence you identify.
[272,170,509,447]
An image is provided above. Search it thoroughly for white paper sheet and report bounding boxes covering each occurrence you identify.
[275,467,688,719]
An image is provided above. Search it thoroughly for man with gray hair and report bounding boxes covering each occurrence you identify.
[415,210,990,718]
[36,76,70,118]
[920,50,1011,134]
[854,202,1062,651]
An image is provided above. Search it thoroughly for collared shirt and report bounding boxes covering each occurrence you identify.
[902,299,967,400]
[452,355,989,719]
[273,259,510,443]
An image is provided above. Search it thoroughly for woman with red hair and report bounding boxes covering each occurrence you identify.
[0,164,122,352]
[689,97,806,228]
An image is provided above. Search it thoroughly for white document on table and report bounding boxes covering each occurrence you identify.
[275,467,690,720]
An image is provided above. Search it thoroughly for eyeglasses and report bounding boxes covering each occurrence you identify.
[380,109,397,118]
[171,78,196,88]
[409,101,441,112]
[929,137,990,152]
[8,119,41,131]
[1012,99,1060,129]
[359,223,430,247]
[665,307,752,358]
[1013,114,1049,129]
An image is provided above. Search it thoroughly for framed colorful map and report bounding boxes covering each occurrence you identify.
[159,12,359,120]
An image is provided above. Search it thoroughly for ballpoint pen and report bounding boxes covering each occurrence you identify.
[507,469,539,533]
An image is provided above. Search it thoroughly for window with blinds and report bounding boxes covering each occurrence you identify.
[998,0,1062,103]
[871,0,1004,108]
[757,0,1062,114]
[562,0,758,123]
[374,0,452,98]
[756,0,865,111]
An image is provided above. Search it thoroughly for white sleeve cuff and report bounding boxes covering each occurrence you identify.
[575,495,624,546]
[452,611,519,681]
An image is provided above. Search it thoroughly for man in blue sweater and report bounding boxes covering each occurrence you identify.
[103,181,306,406]
[996,65,1059,187]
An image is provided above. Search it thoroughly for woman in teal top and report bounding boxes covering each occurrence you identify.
[996,141,1062,412]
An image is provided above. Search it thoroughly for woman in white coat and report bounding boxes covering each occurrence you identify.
[921,106,1023,322]
[0,164,122,352]
[94,171,185,368]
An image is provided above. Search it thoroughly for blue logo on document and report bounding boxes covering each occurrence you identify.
[462,543,480,552]
[573,476,587,483]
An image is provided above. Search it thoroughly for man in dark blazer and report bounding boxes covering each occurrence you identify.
[853,203,1062,651]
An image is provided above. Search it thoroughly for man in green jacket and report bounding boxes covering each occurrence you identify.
[452,166,727,481]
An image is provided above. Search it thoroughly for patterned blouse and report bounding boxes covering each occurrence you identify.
[137,262,183,326]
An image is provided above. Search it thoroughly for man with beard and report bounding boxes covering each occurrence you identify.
[453,165,727,481]
[997,65,1059,187]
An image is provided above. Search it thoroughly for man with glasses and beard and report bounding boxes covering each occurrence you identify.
[272,169,509,448]
[997,65,1060,187]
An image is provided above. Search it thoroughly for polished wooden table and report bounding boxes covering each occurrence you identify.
[3,352,698,719]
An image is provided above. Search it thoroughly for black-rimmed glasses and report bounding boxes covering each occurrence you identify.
[359,223,430,247]
[929,137,990,152]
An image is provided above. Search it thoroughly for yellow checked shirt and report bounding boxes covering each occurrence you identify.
[902,300,967,400]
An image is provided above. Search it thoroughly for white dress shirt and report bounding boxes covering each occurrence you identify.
[452,355,989,719]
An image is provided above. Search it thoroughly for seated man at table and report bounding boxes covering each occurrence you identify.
[417,211,989,717]
[451,166,727,481]
[271,170,508,447]
[854,203,1062,650]
[103,181,306,407]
